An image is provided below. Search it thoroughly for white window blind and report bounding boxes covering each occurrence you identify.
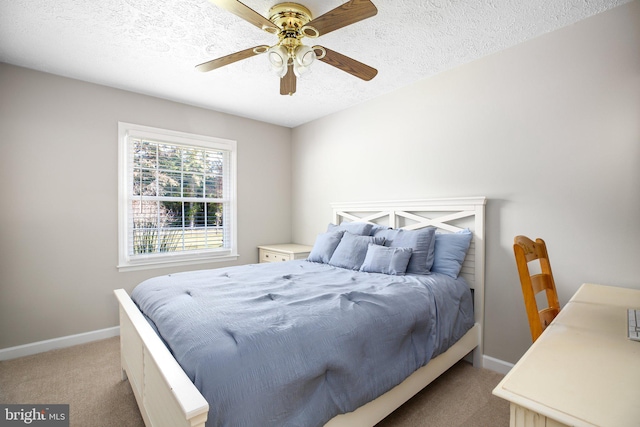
[118,123,237,271]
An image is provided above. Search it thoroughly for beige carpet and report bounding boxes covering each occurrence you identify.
[0,337,508,426]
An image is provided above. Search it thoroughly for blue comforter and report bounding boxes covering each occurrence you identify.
[131,260,474,427]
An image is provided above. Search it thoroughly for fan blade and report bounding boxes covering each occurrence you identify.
[208,0,279,33]
[304,0,377,37]
[314,46,378,81]
[280,64,297,96]
[196,46,268,72]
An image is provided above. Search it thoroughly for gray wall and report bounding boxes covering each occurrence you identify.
[0,64,292,348]
[290,2,640,364]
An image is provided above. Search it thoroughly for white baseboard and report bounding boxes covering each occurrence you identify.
[0,326,120,361]
[483,354,514,375]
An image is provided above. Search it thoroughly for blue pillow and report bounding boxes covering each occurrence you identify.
[327,222,374,236]
[432,229,473,278]
[307,230,345,264]
[360,244,413,275]
[328,233,385,270]
[374,227,436,275]
[368,223,390,235]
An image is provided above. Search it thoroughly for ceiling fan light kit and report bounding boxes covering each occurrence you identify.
[198,0,379,96]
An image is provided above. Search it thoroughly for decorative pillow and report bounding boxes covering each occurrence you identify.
[327,221,374,236]
[432,229,473,278]
[307,230,345,264]
[374,227,437,275]
[369,223,390,235]
[360,244,413,275]
[328,233,385,270]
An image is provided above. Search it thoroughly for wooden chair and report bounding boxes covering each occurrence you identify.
[513,235,560,342]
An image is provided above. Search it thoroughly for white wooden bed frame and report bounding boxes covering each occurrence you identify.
[114,197,486,427]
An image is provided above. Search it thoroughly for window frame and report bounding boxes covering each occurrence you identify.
[118,122,238,272]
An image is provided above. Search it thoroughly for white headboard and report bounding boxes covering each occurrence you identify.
[331,197,486,333]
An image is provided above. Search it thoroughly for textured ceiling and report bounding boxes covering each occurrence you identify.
[0,0,631,127]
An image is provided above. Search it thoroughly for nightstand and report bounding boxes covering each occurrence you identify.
[258,243,312,263]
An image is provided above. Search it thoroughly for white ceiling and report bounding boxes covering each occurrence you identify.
[0,0,631,128]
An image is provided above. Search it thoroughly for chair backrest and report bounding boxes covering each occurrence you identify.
[513,235,560,342]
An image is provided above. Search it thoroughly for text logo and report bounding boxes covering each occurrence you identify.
[0,405,69,427]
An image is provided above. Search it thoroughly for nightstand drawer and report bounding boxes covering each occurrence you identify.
[257,244,312,264]
[260,249,292,263]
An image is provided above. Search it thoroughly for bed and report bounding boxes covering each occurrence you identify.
[114,197,486,427]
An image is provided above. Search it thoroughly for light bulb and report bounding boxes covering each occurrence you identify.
[295,45,316,67]
[293,62,310,78]
[267,45,287,67]
[267,45,288,77]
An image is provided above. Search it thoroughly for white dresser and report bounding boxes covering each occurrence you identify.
[258,243,312,263]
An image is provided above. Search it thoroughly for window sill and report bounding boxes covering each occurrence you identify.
[117,253,239,272]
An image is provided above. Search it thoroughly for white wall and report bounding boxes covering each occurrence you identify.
[0,64,292,349]
[291,2,640,364]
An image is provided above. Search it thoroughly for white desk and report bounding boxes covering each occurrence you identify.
[493,283,640,427]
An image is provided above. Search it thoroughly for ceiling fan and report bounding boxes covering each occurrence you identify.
[196,0,378,96]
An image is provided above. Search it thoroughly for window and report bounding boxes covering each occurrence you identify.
[118,122,237,271]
